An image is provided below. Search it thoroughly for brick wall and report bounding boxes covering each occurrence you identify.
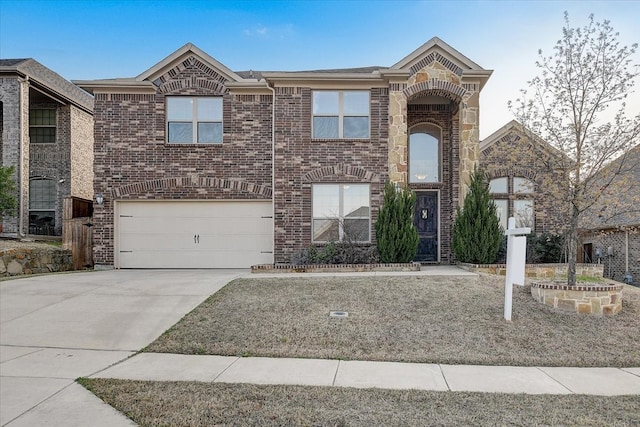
[581,229,639,284]
[92,56,273,266]
[0,77,29,236]
[272,87,389,263]
[481,128,569,235]
[70,105,94,201]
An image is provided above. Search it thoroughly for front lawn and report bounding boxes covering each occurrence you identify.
[145,275,640,367]
[78,379,640,427]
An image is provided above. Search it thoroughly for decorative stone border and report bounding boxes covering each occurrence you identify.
[1,247,74,277]
[251,263,421,274]
[531,281,623,316]
[459,263,604,279]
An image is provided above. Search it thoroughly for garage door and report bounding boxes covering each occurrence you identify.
[116,201,273,268]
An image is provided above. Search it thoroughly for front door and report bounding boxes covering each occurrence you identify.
[414,191,438,262]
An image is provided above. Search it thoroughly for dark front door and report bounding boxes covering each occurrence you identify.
[414,191,438,262]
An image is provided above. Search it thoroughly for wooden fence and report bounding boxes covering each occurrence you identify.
[62,197,93,270]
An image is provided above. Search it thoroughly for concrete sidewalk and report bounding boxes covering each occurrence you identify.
[90,352,640,396]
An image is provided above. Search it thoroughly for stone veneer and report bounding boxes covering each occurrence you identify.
[530,282,623,316]
[460,263,604,279]
[1,246,74,276]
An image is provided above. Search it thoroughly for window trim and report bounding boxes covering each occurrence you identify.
[312,183,371,243]
[166,96,223,144]
[312,90,370,140]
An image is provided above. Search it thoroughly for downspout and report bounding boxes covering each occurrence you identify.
[17,76,28,237]
[267,80,276,264]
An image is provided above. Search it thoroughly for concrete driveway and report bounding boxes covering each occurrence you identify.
[0,269,245,426]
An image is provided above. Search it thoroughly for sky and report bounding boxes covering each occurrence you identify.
[1,0,639,139]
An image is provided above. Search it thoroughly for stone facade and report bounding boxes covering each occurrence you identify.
[0,245,74,276]
[1,59,94,238]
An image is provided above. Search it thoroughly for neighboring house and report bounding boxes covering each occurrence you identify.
[579,145,640,283]
[75,38,492,269]
[480,120,570,235]
[0,59,94,237]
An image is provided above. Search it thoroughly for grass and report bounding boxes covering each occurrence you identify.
[78,378,640,427]
[145,275,640,367]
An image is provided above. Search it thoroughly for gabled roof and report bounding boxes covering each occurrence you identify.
[0,58,94,113]
[580,144,640,230]
[392,37,485,71]
[75,43,256,93]
[480,120,566,160]
[136,42,245,83]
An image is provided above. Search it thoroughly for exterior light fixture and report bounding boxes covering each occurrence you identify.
[95,193,104,206]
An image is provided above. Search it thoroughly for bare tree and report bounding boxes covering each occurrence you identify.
[509,12,640,286]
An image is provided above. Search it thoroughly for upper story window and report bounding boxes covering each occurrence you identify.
[312,91,370,139]
[312,183,370,243]
[29,109,56,143]
[166,97,222,144]
[409,124,441,183]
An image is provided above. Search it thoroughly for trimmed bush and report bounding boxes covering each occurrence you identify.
[452,168,502,264]
[375,181,419,263]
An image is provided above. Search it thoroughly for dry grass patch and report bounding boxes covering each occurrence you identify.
[145,275,640,367]
[79,378,640,427]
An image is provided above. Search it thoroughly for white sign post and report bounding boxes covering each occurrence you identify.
[504,217,531,321]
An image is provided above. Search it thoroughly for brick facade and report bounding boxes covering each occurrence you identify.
[580,229,639,284]
[480,121,569,235]
[78,39,493,268]
[1,60,94,238]
[92,58,273,265]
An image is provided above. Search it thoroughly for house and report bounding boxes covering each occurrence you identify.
[0,59,94,237]
[75,38,492,269]
[480,120,570,235]
[579,145,640,284]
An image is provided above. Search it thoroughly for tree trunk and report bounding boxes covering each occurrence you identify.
[566,207,580,286]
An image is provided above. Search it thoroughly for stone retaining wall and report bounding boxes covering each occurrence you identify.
[531,282,623,316]
[1,247,74,277]
[459,263,604,279]
[252,263,421,274]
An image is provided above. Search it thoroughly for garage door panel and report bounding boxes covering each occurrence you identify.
[116,201,273,268]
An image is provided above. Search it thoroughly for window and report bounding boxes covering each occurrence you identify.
[489,176,535,230]
[514,177,535,193]
[493,199,508,231]
[312,184,370,242]
[29,178,56,235]
[409,124,441,183]
[312,91,369,139]
[30,109,56,143]
[514,200,535,228]
[167,97,222,144]
[489,177,508,193]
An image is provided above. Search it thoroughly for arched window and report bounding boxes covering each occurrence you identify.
[489,177,508,193]
[409,124,441,183]
[29,178,56,235]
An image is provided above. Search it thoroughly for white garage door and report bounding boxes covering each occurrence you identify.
[116,201,273,268]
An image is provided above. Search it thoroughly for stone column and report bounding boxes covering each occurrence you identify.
[459,90,479,205]
[388,88,407,186]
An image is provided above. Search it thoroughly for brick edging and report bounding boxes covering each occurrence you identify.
[251,263,421,273]
[530,282,623,292]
